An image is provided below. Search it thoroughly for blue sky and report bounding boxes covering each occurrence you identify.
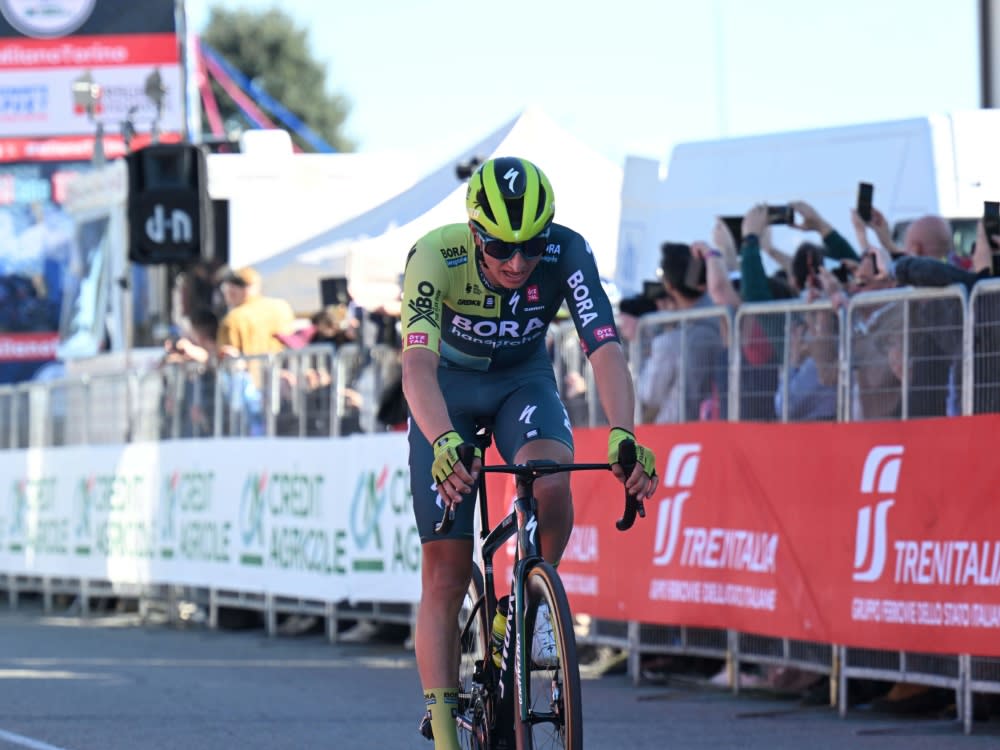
[188,0,982,168]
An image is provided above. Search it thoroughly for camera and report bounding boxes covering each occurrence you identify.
[454,156,483,181]
[642,279,666,301]
[767,204,794,225]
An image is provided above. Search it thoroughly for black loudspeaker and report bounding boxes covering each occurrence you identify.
[320,276,350,306]
[126,143,214,265]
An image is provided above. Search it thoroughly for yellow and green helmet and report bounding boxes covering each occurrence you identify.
[465,157,555,242]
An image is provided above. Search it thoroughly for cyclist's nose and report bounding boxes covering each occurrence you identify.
[505,251,528,271]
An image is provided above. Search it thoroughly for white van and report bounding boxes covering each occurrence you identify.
[616,110,1000,295]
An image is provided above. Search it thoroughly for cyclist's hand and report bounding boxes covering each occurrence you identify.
[608,427,659,499]
[431,430,482,504]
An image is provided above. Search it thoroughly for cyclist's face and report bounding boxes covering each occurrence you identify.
[472,224,543,289]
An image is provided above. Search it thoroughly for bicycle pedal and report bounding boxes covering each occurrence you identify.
[418,711,433,740]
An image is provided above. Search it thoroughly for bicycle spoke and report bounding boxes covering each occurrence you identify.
[457,567,492,749]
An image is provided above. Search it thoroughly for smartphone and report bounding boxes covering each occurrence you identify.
[683,254,706,290]
[857,182,874,223]
[767,204,794,225]
[984,201,1000,251]
[721,215,743,247]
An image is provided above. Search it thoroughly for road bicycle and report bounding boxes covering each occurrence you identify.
[426,419,645,749]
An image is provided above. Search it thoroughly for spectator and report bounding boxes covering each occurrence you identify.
[774,314,838,422]
[900,214,953,261]
[273,303,362,436]
[159,307,265,437]
[734,206,791,420]
[216,266,296,357]
[864,219,994,417]
[656,241,729,421]
[619,287,679,424]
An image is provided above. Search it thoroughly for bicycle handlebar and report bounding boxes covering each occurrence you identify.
[433,441,646,535]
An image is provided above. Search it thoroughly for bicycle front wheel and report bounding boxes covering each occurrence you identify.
[518,562,582,750]
[457,565,491,749]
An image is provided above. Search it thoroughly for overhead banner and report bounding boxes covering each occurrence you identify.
[0,0,183,150]
[488,416,1000,657]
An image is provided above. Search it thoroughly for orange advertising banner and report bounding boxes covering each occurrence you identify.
[486,416,1000,657]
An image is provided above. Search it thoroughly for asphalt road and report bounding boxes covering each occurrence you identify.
[0,602,997,749]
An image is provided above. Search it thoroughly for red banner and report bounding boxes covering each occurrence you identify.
[486,416,1000,656]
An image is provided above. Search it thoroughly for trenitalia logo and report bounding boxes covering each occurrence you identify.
[652,444,700,565]
[852,445,903,582]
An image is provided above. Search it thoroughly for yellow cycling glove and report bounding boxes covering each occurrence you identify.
[431,430,482,486]
[607,427,657,478]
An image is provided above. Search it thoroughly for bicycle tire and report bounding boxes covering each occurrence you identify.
[457,565,492,749]
[517,562,582,750]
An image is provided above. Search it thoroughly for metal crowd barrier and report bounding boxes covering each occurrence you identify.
[592,282,998,732]
[3,282,1000,732]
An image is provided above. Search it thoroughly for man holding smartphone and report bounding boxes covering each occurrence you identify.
[655,242,729,421]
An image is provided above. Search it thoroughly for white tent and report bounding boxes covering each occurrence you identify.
[255,108,623,313]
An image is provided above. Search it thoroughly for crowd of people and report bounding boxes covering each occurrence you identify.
[614,198,998,430]
[158,261,407,440]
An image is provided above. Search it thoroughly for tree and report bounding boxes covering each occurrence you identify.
[200,7,355,152]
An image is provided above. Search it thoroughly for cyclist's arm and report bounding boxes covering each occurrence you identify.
[588,341,637,433]
[400,233,453,443]
[401,347,454,444]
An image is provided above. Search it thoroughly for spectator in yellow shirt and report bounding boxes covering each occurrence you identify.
[216,266,295,356]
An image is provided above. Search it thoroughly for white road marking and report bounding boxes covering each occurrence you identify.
[0,728,72,750]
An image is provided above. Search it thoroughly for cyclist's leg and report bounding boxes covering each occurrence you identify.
[492,362,575,565]
[410,407,479,748]
[417,538,473,748]
[511,438,573,564]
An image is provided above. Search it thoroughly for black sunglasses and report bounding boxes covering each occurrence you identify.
[472,225,549,262]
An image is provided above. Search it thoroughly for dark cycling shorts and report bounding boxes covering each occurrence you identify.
[409,351,574,543]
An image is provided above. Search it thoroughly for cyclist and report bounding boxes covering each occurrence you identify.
[402,156,658,748]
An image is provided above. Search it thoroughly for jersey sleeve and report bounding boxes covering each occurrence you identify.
[561,235,621,356]
[401,231,450,355]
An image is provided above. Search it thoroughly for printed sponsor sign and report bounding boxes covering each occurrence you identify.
[500,418,1000,656]
[2,418,999,656]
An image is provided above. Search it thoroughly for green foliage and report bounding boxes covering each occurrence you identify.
[201,6,354,152]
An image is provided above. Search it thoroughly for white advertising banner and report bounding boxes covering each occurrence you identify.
[0,0,183,141]
[0,433,422,604]
[0,64,184,138]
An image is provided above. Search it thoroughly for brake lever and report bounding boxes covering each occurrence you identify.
[434,444,478,535]
[615,439,646,531]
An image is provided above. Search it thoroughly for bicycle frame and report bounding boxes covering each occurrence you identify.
[439,430,644,746]
[475,459,608,726]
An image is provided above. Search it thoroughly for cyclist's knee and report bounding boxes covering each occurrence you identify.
[421,544,472,601]
[534,472,571,506]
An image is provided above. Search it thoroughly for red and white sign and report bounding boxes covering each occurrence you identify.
[0,332,59,361]
[0,33,181,138]
[487,417,1000,656]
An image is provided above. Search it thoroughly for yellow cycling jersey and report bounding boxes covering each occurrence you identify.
[401,222,620,371]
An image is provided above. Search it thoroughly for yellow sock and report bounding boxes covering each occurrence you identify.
[424,687,460,749]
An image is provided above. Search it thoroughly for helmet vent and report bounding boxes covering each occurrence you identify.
[475,188,496,224]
